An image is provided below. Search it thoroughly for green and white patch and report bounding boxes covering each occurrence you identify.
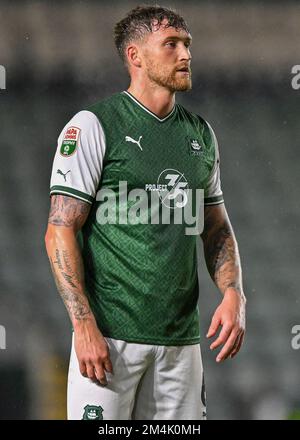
[82,404,103,420]
[60,126,80,156]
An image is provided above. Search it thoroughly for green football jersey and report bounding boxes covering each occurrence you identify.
[50,91,224,345]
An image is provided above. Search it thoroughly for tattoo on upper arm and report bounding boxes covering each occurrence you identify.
[48,195,90,227]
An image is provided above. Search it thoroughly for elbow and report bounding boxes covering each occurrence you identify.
[44,227,53,254]
[44,223,77,254]
[44,225,58,254]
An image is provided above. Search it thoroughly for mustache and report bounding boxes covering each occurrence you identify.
[175,65,192,73]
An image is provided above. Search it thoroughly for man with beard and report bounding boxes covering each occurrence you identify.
[45,5,246,420]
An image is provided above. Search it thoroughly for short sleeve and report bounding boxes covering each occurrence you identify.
[204,121,224,205]
[50,110,106,204]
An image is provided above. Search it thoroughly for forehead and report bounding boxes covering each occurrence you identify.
[148,18,192,42]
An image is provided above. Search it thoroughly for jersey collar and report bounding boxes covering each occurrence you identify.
[122,91,176,123]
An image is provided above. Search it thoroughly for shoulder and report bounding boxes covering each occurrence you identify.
[57,110,103,147]
[176,103,217,147]
[62,93,124,127]
[64,110,100,128]
[85,92,125,116]
[176,103,211,132]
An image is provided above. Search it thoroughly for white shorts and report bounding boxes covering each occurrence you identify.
[67,335,207,420]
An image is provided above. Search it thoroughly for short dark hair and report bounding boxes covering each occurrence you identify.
[114,5,190,64]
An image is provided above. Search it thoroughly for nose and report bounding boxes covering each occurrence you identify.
[179,43,192,62]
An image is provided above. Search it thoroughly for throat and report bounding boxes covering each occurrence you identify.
[126,88,175,120]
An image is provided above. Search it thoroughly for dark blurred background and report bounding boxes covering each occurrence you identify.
[0,0,300,419]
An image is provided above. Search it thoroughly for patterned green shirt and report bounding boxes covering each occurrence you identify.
[50,91,224,345]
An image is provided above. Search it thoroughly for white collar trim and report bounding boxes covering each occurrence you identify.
[123,91,176,122]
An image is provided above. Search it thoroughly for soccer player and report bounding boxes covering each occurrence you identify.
[45,5,246,420]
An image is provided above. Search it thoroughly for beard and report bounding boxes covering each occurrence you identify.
[145,58,192,92]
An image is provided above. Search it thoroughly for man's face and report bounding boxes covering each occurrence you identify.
[140,19,192,92]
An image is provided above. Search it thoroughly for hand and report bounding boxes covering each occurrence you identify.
[73,319,113,385]
[207,288,246,362]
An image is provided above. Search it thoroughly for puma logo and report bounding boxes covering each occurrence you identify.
[57,169,71,182]
[125,135,143,151]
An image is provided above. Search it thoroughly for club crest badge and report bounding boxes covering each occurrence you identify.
[188,138,204,156]
[82,404,104,420]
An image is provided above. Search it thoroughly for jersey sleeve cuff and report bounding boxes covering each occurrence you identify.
[204,194,224,205]
[50,185,94,204]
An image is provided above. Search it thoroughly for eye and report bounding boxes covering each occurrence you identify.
[165,41,176,48]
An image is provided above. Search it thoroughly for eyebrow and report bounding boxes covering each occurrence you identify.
[162,36,192,44]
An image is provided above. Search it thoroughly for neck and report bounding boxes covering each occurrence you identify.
[127,82,175,119]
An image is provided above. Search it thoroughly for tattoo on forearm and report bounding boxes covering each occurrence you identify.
[60,287,91,320]
[62,250,73,273]
[54,249,63,271]
[50,252,91,321]
[202,208,242,295]
[209,224,232,273]
[62,249,81,284]
[49,195,90,227]
[61,271,77,289]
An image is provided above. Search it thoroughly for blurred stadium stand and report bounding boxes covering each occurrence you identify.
[0,0,300,419]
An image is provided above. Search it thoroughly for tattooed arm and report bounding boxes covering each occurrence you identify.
[45,195,113,384]
[201,203,246,362]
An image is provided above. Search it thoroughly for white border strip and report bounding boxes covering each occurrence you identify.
[50,189,93,204]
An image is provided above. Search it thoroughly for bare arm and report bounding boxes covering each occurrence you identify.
[201,203,246,362]
[46,195,92,322]
[45,195,113,384]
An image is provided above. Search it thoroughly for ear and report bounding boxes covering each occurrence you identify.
[127,44,142,68]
